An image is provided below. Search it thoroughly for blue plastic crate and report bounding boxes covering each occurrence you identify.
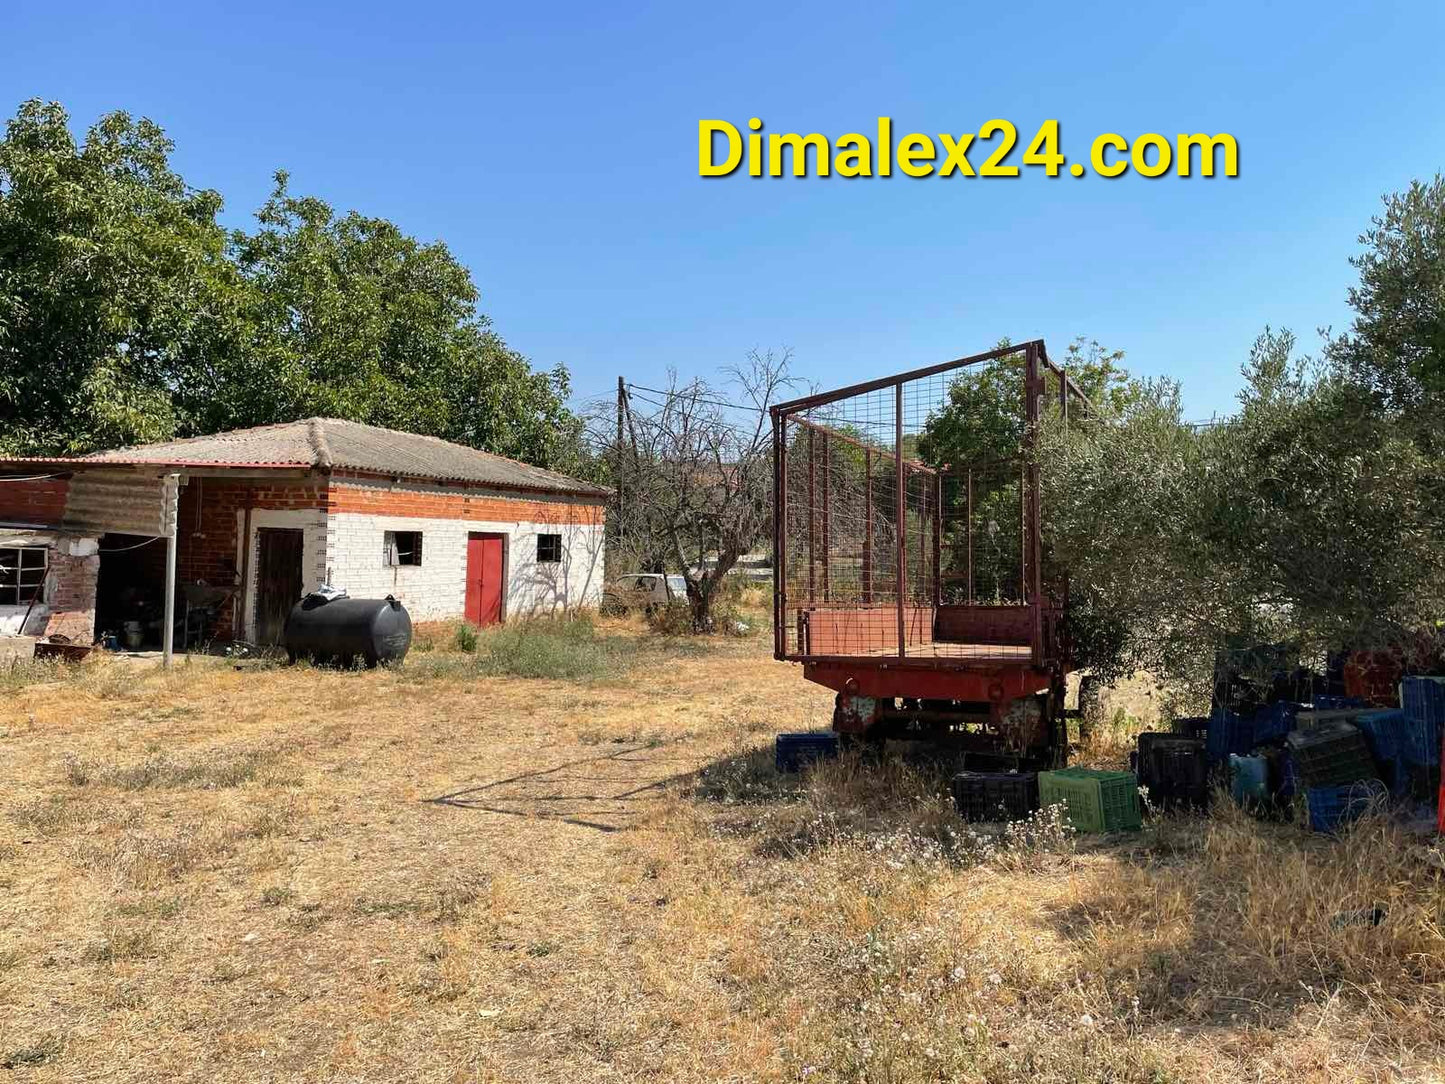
[1206,705,1254,764]
[1401,677,1445,766]
[1356,709,1408,794]
[1253,701,1300,743]
[1315,694,1366,710]
[1306,780,1387,833]
[775,732,838,773]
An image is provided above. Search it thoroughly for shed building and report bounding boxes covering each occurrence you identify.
[0,418,608,652]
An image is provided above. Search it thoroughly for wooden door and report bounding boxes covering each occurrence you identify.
[465,533,505,626]
[255,528,304,645]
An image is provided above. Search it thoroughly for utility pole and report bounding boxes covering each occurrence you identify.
[616,376,626,519]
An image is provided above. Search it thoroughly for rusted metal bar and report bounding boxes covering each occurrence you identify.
[821,431,830,602]
[807,426,816,604]
[773,413,786,658]
[966,468,973,605]
[933,472,943,607]
[917,470,926,606]
[774,340,1042,416]
[863,447,873,603]
[1025,343,1044,663]
[895,382,906,658]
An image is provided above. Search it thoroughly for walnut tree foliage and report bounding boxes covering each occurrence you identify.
[0,100,583,472]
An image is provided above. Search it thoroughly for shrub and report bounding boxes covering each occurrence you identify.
[453,623,480,653]
[475,613,624,682]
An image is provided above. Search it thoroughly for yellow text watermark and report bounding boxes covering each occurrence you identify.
[698,119,1238,179]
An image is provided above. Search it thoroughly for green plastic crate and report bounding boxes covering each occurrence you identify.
[1038,768,1142,832]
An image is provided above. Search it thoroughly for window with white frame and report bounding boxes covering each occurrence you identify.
[383,530,423,567]
[0,545,47,606]
[536,533,562,563]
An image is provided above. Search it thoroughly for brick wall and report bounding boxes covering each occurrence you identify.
[326,479,606,526]
[0,477,68,527]
[43,541,100,642]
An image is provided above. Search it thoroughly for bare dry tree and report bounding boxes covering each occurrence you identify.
[600,349,795,631]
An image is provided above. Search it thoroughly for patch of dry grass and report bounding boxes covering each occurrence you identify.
[1,612,1441,1082]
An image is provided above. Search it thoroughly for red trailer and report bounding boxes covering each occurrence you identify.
[770,340,1091,768]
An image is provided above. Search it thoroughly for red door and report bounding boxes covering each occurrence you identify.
[465,533,505,626]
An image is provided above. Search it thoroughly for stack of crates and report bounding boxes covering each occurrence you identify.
[1135,733,1208,810]
[1401,677,1444,802]
[1039,768,1141,832]
[1284,720,1377,787]
[951,771,1039,822]
[774,732,838,773]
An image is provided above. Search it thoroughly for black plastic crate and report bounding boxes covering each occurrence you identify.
[1136,736,1209,811]
[775,732,838,773]
[1284,721,1377,787]
[951,771,1039,822]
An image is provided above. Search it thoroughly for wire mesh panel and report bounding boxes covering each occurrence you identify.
[775,341,1084,667]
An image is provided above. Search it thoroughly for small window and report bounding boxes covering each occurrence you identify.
[384,531,423,567]
[0,546,47,606]
[536,533,562,563]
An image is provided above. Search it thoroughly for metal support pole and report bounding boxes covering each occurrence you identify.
[820,431,830,602]
[807,427,816,603]
[863,447,873,604]
[966,469,973,605]
[895,383,906,657]
[773,412,786,656]
[933,473,943,607]
[1025,345,1044,662]
[161,473,179,669]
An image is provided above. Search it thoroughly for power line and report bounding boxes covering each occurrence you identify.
[626,383,769,414]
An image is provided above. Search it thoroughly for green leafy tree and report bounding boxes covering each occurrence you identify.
[1330,174,1445,448]
[0,101,586,473]
[1043,328,1444,692]
[917,337,1136,469]
[0,99,240,454]
[209,176,584,471]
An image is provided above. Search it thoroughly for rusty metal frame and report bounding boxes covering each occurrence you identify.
[771,338,1091,672]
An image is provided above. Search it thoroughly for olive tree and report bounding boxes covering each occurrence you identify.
[607,350,794,631]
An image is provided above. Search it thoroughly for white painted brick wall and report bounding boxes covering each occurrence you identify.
[324,512,605,621]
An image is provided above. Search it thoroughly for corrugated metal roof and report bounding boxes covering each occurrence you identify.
[0,418,610,498]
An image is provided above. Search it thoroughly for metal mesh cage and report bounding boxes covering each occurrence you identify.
[772,340,1086,667]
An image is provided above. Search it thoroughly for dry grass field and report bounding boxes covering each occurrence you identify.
[3,604,1444,1082]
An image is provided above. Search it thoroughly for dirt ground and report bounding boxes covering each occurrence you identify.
[2,619,1443,1083]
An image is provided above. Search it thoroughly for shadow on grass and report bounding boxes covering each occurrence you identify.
[423,744,697,833]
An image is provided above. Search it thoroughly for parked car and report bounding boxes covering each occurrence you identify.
[602,573,688,614]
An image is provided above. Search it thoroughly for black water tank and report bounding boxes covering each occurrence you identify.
[282,594,413,667]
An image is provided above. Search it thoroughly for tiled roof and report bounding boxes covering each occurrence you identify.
[5,418,609,498]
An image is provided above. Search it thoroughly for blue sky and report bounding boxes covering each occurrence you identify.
[5,1,1443,420]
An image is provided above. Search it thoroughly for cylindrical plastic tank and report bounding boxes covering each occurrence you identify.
[282,594,412,667]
